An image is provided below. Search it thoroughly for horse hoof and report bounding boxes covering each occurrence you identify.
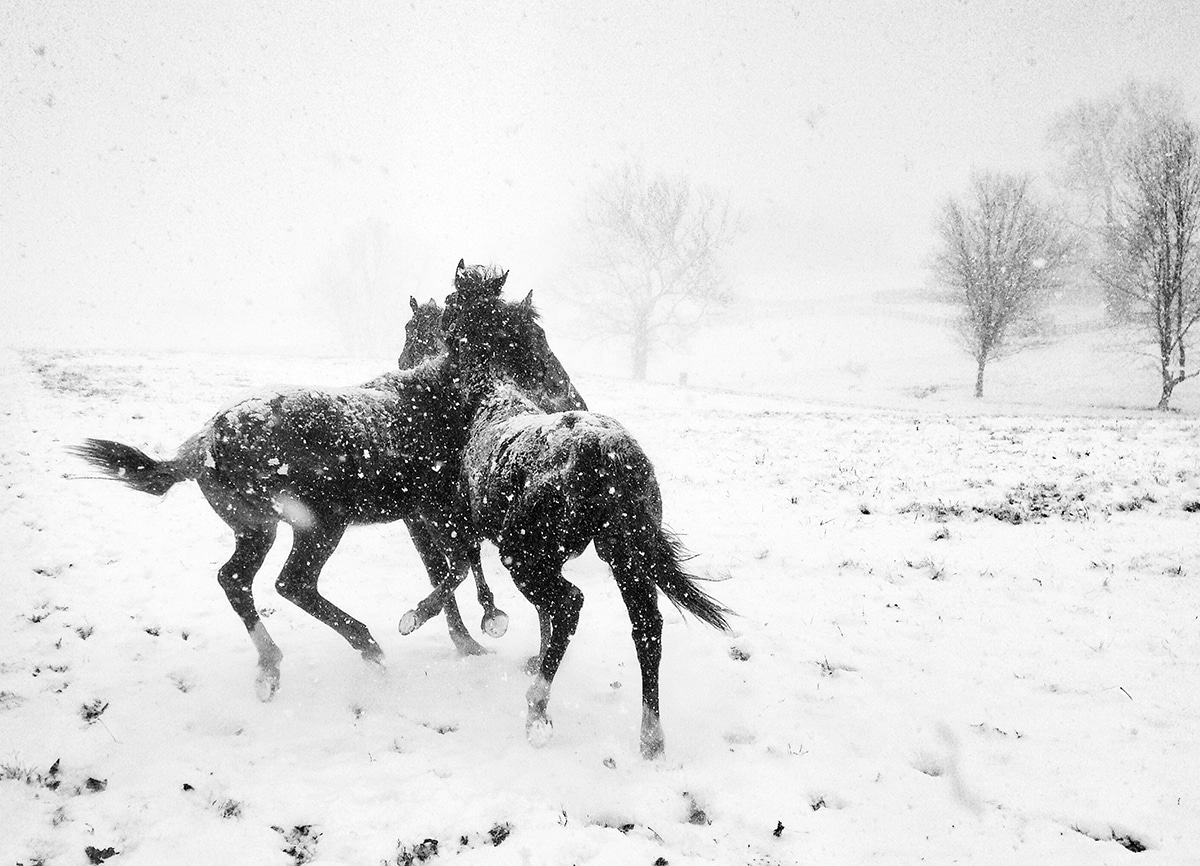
[640,708,665,759]
[362,647,386,667]
[640,734,666,760]
[527,715,554,748]
[255,668,280,703]
[482,610,509,639]
[398,610,419,635]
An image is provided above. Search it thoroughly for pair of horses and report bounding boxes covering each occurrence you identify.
[72,261,730,758]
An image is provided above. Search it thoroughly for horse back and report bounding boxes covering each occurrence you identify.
[465,405,661,544]
[201,375,468,524]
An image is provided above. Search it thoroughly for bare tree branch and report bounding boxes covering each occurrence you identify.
[1046,80,1185,315]
[934,172,1072,398]
[1099,114,1200,408]
[572,162,741,379]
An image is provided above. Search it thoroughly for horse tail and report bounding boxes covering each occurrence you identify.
[637,523,733,632]
[595,438,732,632]
[68,438,191,496]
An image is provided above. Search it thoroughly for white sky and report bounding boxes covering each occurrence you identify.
[3,0,1199,350]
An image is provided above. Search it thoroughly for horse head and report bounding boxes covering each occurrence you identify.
[443,260,587,411]
[397,296,447,370]
[441,260,507,337]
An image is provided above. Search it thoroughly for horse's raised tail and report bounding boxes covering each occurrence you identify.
[641,524,733,632]
[68,438,186,497]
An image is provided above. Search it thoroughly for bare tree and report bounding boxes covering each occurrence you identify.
[1099,116,1200,409]
[934,173,1071,398]
[1047,80,1184,315]
[576,163,741,380]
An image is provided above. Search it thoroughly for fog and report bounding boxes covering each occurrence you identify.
[4,0,1200,385]
[8,10,1200,859]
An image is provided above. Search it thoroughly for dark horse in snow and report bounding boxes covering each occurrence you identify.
[393,294,590,650]
[69,262,585,700]
[400,265,732,758]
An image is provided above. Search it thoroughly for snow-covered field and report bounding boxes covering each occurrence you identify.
[3,342,1200,865]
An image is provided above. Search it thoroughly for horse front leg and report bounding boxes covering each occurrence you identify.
[468,545,509,638]
[217,524,281,701]
[523,609,553,676]
[404,518,488,655]
[397,562,468,636]
[274,519,385,666]
[397,539,481,638]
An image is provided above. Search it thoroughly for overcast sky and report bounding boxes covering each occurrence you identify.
[3,0,1199,350]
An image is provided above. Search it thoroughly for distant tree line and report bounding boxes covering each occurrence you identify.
[934,80,1200,409]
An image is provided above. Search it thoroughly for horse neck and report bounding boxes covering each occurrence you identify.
[452,347,576,419]
[540,350,587,411]
[469,378,540,429]
[364,354,452,393]
[479,355,585,413]
[505,347,585,412]
[397,340,443,371]
[531,381,587,413]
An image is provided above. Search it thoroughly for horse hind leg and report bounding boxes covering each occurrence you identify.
[616,574,665,759]
[506,557,584,749]
[217,524,282,701]
[274,520,385,666]
[598,535,666,759]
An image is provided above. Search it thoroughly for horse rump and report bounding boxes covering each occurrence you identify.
[68,438,183,496]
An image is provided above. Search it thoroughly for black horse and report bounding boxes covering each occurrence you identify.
[401,265,732,758]
[69,263,584,701]
[394,293,590,646]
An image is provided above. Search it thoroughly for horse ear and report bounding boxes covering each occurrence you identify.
[520,289,534,310]
[456,258,466,277]
[498,269,509,290]
[409,296,419,313]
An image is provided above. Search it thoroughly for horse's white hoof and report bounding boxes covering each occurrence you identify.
[527,715,554,748]
[482,610,509,639]
[640,732,666,760]
[255,668,280,702]
[398,610,419,635]
[640,706,665,759]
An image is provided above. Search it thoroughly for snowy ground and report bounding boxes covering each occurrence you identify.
[3,343,1200,865]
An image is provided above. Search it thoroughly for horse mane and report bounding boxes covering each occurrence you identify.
[453,262,509,302]
[442,261,586,411]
